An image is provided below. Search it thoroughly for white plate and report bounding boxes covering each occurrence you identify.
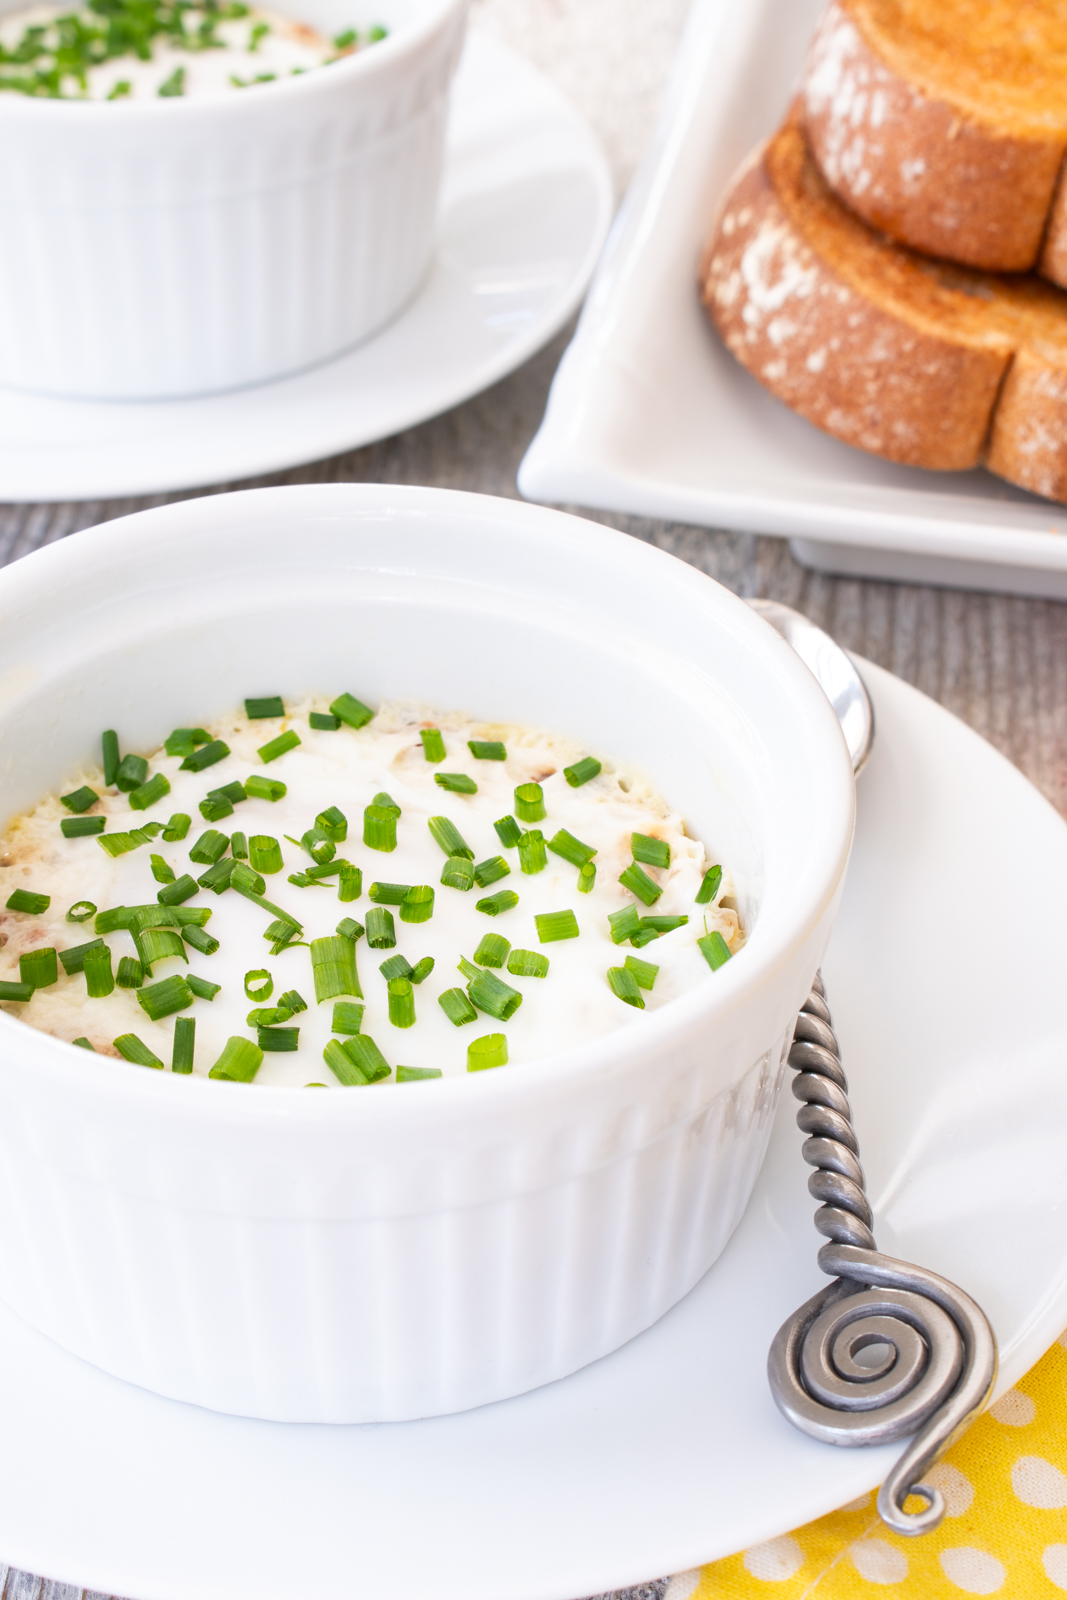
[3,660,1067,1600]
[517,0,1067,601]
[0,33,612,504]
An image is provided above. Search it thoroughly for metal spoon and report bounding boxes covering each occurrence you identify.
[747,598,874,777]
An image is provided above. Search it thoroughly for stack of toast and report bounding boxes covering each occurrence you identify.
[700,0,1067,505]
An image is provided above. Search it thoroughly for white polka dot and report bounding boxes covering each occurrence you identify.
[743,1536,804,1581]
[939,1547,1006,1593]
[1012,1455,1067,1509]
[840,1492,872,1512]
[849,1538,908,1583]
[926,1462,975,1517]
[664,1572,701,1600]
[989,1389,1037,1426]
[1044,1547,1067,1591]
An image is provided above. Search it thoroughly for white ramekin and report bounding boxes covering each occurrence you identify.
[0,0,468,399]
[0,484,854,1421]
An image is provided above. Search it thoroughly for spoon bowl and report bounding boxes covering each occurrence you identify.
[748,599,875,776]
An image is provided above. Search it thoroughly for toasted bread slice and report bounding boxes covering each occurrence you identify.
[700,121,1067,502]
[803,0,1067,279]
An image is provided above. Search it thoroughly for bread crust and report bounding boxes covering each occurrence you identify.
[987,349,1067,502]
[803,0,1066,274]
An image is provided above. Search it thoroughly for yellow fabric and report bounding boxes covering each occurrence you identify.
[682,1331,1067,1597]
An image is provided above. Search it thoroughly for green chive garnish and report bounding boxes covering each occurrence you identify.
[535,910,579,943]
[102,729,120,787]
[59,938,106,975]
[506,948,549,978]
[164,729,209,758]
[331,1001,365,1034]
[624,954,659,989]
[428,816,472,859]
[335,918,364,943]
[66,900,96,923]
[231,832,248,860]
[311,935,362,1001]
[695,865,723,905]
[628,928,663,949]
[72,1037,95,1051]
[467,968,522,1021]
[298,826,336,864]
[474,856,510,889]
[182,924,219,956]
[187,975,220,1001]
[400,885,434,923]
[258,1026,300,1052]
[129,772,170,811]
[547,829,596,868]
[468,1034,508,1072]
[564,757,601,788]
[19,948,57,988]
[0,980,33,1001]
[209,1037,263,1082]
[397,1065,442,1081]
[438,988,477,1026]
[83,945,113,998]
[95,906,133,933]
[636,914,688,938]
[578,863,596,894]
[116,957,144,989]
[364,803,399,852]
[264,918,301,955]
[339,864,362,902]
[115,753,148,793]
[245,696,284,719]
[247,1005,293,1027]
[369,881,411,905]
[245,775,287,802]
[329,693,374,730]
[96,828,153,857]
[197,858,235,894]
[325,1034,390,1085]
[698,931,733,970]
[316,807,347,842]
[607,967,644,1008]
[180,740,230,773]
[258,730,299,763]
[114,1033,163,1069]
[474,933,510,968]
[365,907,396,948]
[172,1015,195,1073]
[189,829,229,865]
[301,860,344,881]
[6,889,50,914]
[441,856,474,891]
[420,728,445,762]
[249,836,282,875]
[476,890,519,916]
[514,783,545,821]
[435,773,477,795]
[61,786,98,814]
[244,969,273,1001]
[619,863,662,906]
[517,831,547,874]
[468,740,506,760]
[138,928,187,969]
[150,854,175,885]
[494,815,522,849]
[410,956,434,984]
[62,816,106,838]
[162,813,191,842]
[632,834,670,870]
[309,711,340,731]
[199,794,234,823]
[279,989,308,1014]
[388,977,416,1028]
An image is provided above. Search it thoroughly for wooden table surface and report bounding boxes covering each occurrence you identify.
[3,4,1067,1596]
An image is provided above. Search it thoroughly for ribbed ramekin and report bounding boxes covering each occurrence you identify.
[0,0,468,399]
[0,485,854,1421]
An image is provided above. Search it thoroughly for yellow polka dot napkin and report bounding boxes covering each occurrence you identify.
[669,1330,1067,1597]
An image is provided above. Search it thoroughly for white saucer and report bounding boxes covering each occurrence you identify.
[3,660,1067,1600]
[0,33,612,504]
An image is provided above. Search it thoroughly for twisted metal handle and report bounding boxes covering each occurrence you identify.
[768,977,998,1537]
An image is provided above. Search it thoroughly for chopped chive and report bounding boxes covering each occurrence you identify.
[6,889,50,914]
[265,919,301,955]
[258,730,300,764]
[72,1037,95,1051]
[379,954,414,982]
[66,900,96,923]
[209,1037,263,1082]
[114,1033,163,1069]
[632,833,670,870]
[439,987,478,1026]
[637,914,688,935]
[189,829,229,865]
[245,775,287,802]
[577,862,596,894]
[162,813,191,842]
[181,740,230,773]
[97,829,153,858]
[506,948,549,978]
[311,935,361,1001]
[698,931,733,970]
[514,783,545,822]
[58,938,106,975]
[420,727,445,762]
[322,1040,354,1082]
[249,835,282,875]
[517,831,547,874]
[388,977,416,1028]
[309,711,340,731]
[62,816,106,838]
[115,753,148,793]
[244,969,273,1001]
[331,1000,365,1034]
[258,1026,300,1052]
[182,924,219,957]
[628,927,662,949]
[279,990,308,1014]
[619,863,662,906]
[474,933,510,969]
[327,1034,391,1085]
[129,773,170,811]
[138,928,187,969]
[339,864,362,902]
[467,969,523,1021]
[102,730,120,787]
[695,865,723,905]
[197,858,235,894]
[164,728,209,758]
[231,832,248,860]
[400,885,434,923]
[535,910,579,943]
[173,907,212,926]
[116,956,144,989]
[84,945,114,998]
[364,803,399,852]
[288,872,323,889]
[0,980,33,1001]
[468,1034,508,1072]
[547,829,596,868]
[476,890,519,916]
[302,860,344,881]
[494,814,522,849]
[172,1016,195,1073]
[369,881,412,905]
[457,957,480,982]
[474,855,510,888]
[397,1065,442,1081]
[199,794,233,822]
[468,740,506,760]
[316,807,347,842]
[131,905,180,932]
[187,974,221,1001]
[607,966,644,1008]
[410,956,435,984]
[294,827,333,866]
[95,906,133,933]
[441,856,474,891]
[150,854,175,885]
[245,696,284,719]
[564,757,601,788]
[208,778,247,805]
[61,785,98,814]
[428,817,473,859]
[335,918,364,943]
[435,772,477,795]
[330,693,374,730]
[365,907,396,948]
[247,1005,293,1027]
[375,791,399,811]
[19,948,57,988]
[624,954,660,989]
